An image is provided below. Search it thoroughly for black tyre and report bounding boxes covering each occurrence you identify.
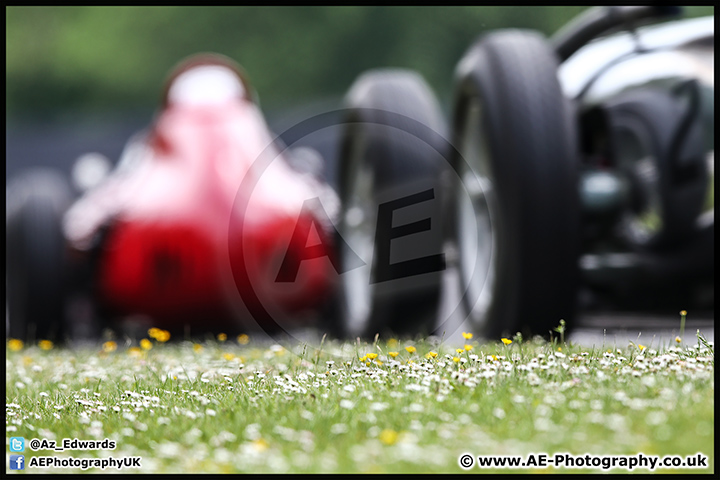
[6,169,73,342]
[451,30,580,339]
[335,69,450,339]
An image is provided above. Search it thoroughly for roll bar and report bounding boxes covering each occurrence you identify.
[551,6,683,62]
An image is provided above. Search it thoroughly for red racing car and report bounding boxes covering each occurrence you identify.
[6,53,341,342]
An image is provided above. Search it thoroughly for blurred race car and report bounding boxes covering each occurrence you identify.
[332,6,714,339]
[6,53,340,342]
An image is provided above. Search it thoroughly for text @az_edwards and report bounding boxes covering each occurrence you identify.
[28,437,116,452]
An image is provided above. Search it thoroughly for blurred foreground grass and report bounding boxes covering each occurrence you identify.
[6,331,714,473]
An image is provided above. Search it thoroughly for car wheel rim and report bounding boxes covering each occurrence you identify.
[457,97,497,332]
[341,128,376,336]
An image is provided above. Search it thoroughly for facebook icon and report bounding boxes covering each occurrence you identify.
[10,455,25,470]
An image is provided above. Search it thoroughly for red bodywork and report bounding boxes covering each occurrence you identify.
[63,54,337,332]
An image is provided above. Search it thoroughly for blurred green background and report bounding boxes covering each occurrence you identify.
[7,6,714,122]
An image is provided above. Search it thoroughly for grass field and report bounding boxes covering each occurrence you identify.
[5,327,714,473]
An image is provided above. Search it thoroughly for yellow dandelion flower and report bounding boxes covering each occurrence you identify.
[155,330,171,343]
[407,360,414,364]
[456,348,464,354]
[140,339,153,351]
[680,310,687,316]
[366,353,378,360]
[464,344,473,351]
[462,332,473,340]
[39,340,54,351]
[128,347,143,357]
[223,352,236,361]
[217,333,227,342]
[148,327,161,339]
[22,356,33,366]
[405,346,416,354]
[388,351,399,358]
[8,339,24,352]
[379,429,398,446]
[387,338,398,347]
[359,355,367,363]
[453,357,460,363]
[375,360,383,366]
[102,341,117,353]
[638,344,646,351]
[675,336,682,344]
[491,355,497,362]
[366,362,371,367]
[558,347,562,352]
[193,343,203,353]
[237,334,250,345]
[501,338,512,345]
[425,351,438,359]
[252,438,269,452]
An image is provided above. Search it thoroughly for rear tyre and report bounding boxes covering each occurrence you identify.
[6,169,73,342]
[336,69,450,339]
